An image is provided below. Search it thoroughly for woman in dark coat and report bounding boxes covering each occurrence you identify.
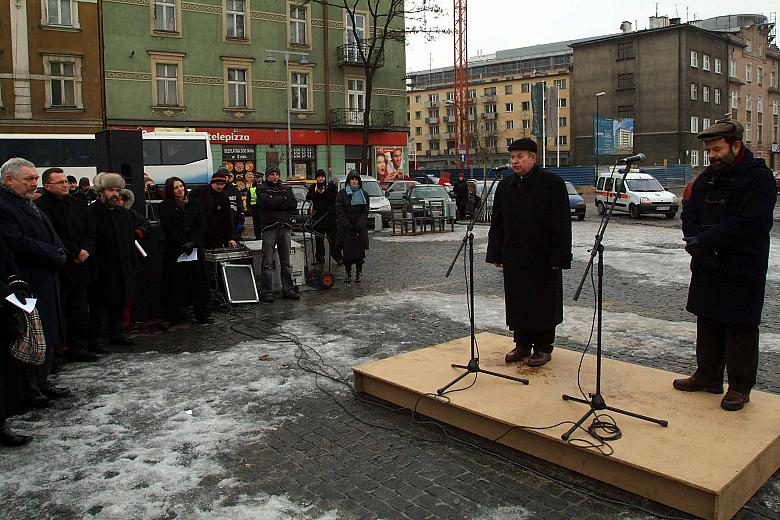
[454,173,468,220]
[335,172,369,284]
[158,177,211,324]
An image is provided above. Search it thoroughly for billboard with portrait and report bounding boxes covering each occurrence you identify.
[375,146,408,185]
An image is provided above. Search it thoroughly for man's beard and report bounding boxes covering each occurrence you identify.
[104,195,120,206]
[710,149,737,172]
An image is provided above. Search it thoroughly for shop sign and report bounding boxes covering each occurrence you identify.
[222,145,256,161]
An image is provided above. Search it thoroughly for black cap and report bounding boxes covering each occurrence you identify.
[507,138,537,154]
[315,169,327,178]
[265,164,281,176]
[66,175,77,183]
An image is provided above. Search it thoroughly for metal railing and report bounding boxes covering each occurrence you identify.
[337,43,385,67]
[329,108,395,129]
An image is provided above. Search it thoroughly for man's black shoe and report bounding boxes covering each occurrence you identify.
[109,334,135,346]
[721,388,750,411]
[672,376,723,394]
[505,346,532,363]
[262,293,275,303]
[0,426,32,447]
[23,393,52,409]
[283,292,300,300]
[42,386,71,399]
[66,351,100,363]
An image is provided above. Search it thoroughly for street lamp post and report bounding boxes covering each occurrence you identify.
[594,91,606,185]
[264,49,310,178]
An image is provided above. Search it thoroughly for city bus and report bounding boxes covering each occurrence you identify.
[0,131,213,185]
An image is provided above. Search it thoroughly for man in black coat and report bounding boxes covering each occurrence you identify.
[0,158,69,406]
[36,168,99,363]
[306,169,341,266]
[190,171,238,250]
[256,164,299,302]
[453,172,468,221]
[88,173,150,348]
[486,139,572,368]
[675,119,776,411]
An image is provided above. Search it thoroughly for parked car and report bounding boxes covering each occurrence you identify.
[471,180,498,215]
[385,180,419,204]
[335,175,392,227]
[403,184,452,216]
[595,170,678,219]
[565,181,586,221]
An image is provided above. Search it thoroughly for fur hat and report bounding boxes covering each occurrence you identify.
[94,172,126,192]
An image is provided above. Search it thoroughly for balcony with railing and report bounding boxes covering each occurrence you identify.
[479,95,497,103]
[481,112,497,120]
[337,43,385,68]
[329,108,394,129]
[425,100,440,108]
[425,117,440,124]
[443,115,457,123]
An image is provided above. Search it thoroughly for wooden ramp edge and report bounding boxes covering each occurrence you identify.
[353,333,780,520]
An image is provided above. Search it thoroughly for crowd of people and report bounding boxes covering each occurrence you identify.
[0,158,371,447]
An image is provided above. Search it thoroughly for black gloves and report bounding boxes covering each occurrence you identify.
[8,278,32,305]
[182,242,196,255]
[684,237,719,270]
[55,248,68,269]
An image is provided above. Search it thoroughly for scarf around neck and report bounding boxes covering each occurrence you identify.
[348,184,366,205]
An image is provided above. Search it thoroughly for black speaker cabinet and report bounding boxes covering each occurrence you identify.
[95,129,146,212]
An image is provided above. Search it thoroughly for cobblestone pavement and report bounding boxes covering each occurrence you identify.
[0,212,777,519]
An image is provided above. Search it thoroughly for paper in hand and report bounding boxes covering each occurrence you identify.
[177,248,198,262]
[5,293,36,313]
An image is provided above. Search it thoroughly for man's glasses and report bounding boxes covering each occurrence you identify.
[45,180,68,186]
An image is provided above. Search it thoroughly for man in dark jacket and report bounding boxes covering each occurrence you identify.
[190,171,238,250]
[0,158,69,406]
[88,173,150,348]
[72,177,97,204]
[36,168,99,362]
[256,164,299,302]
[306,169,341,266]
[454,172,468,220]
[486,139,572,368]
[674,119,776,411]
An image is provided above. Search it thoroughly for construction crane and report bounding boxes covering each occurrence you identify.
[453,0,469,168]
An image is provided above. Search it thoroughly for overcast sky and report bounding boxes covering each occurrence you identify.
[405,0,777,73]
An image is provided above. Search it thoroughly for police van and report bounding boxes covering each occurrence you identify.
[595,169,678,219]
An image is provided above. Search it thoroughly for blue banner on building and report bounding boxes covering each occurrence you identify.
[532,83,545,138]
[593,116,634,155]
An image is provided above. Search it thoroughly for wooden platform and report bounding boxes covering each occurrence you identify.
[353,333,780,520]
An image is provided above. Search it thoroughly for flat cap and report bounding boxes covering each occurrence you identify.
[507,138,537,154]
[697,119,744,141]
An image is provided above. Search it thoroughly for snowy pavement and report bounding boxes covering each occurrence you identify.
[1,215,778,519]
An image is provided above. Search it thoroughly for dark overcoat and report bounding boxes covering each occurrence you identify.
[485,166,572,332]
[88,200,150,306]
[0,188,64,345]
[681,147,776,324]
[158,198,209,311]
[306,182,338,231]
[36,190,96,286]
[190,185,235,249]
[335,188,369,262]
[0,234,25,422]
[256,181,297,227]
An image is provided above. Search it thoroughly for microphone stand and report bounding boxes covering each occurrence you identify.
[437,169,529,395]
[560,161,668,440]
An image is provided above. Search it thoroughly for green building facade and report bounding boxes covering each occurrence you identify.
[102,0,408,181]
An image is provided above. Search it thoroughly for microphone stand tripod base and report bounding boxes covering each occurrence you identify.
[437,358,529,396]
[560,392,668,441]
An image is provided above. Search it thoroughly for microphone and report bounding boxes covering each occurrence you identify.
[494,164,512,171]
[617,153,646,164]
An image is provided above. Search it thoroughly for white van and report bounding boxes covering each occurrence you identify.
[595,170,678,219]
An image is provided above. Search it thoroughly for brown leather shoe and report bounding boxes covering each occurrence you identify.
[505,346,532,363]
[527,352,552,367]
[721,388,750,411]
[672,376,723,394]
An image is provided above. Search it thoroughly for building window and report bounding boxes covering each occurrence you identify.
[691,150,699,166]
[468,122,476,133]
[43,0,77,27]
[771,71,777,89]
[745,123,751,142]
[745,63,752,83]
[690,50,698,68]
[558,116,567,127]
[505,102,513,112]
[486,137,498,148]
[290,71,310,110]
[558,98,567,108]
[757,125,762,143]
[690,116,698,133]
[729,58,737,78]
[617,73,634,90]
[429,125,439,134]
[43,55,82,108]
[714,88,721,105]
[289,3,308,46]
[617,42,634,60]
[773,100,779,115]
[415,142,422,151]
[757,67,763,86]
[617,105,634,119]
[225,0,247,39]
[346,77,364,117]
[506,138,513,148]
[414,127,421,135]
[730,90,738,109]
[485,121,497,132]
[505,120,513,130]
[485,103,496,114]
[703,151,710,166]
[414,111,421,120]
[429,93,439,102]
[484,86,496,96]
[430,141,440,150]
[521,83,530,93]
[150,51,184,106]
[690,83,698,101]
[153,0,178,32]
[558,135,567,145]
[521,101,530,111]
[554,79,567,90]
[757,96,763,113]
[746,94,752,112]
[414,95,421,104]
[714,58,722,74]
[504,84,513,95]
[468,88,476,99]
[223,58,252,109]
[522,119,530,129]
[703,117,711,129]
[746,39,752,53]
[446,91,454,100]
[702,54,711,71]
[702,86,710,103]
